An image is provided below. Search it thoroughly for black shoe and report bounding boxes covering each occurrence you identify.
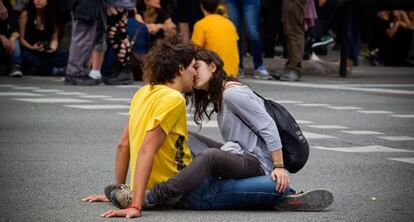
[279,70,300,82]
[274,190,334,211]
[103,67,134,85]
[64,75,101,86]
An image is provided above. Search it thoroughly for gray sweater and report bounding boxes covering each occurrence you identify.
[217,85,282,174]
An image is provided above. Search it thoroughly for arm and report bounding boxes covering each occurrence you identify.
[101,125,167,218]
[0,1,7,20]
[45,25,59,53]
[162,18,176,31]
[115,121,130,185]
[178,22,190,42]
[18,10,42,51]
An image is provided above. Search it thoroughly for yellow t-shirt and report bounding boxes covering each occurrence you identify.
[128,85,192,189]
[192,14,239,77]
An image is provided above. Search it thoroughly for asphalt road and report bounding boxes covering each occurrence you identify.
[0,71,413,222]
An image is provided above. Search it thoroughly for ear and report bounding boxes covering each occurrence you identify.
[178,65,185,77]
[209,62,217,73]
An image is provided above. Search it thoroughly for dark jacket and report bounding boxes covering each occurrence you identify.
[69,0,104,24]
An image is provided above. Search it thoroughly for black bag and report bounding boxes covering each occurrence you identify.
[236,91,309,173]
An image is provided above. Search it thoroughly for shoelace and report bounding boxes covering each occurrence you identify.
[120,184,133,202]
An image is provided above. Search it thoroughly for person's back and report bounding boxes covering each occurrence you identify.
[128,84,192,189]
[192,2,239,77]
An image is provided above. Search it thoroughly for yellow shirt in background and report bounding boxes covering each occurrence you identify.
[128,85,192,189]
[192,14,239,77]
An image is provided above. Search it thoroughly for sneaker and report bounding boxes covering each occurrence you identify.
[110,184,132,209]
[64,75,101,86]
[274,190,334,211]
[311,35,335,49]
[254,66,273,80]
[104,184,122,200]
[9,64,23,78]
[103,66,134,85]
[51,67,65,76]
[237,67,245,79]
[279,70,300,82]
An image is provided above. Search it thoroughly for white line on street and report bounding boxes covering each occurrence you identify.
[102,98,131,102]
[326,106,362,110]
[14,98,91,103]
[390,115,414,118]
[298,103,331,107]
[313,145,414,153]
[389,158,414,164]
[188,121,218,128]
[117,112,129,116]
[79,95,112,98]
[303,132,336,139]
[342,130,384,135]
[0,92,43,96]
[378,136,414,141]
[273,100,302,104]
[32,89,63,93]
[296,120,313,124]
[12,86,40,90]
[0,84,15,87]
[115,85,143,88]
[357,110,393,114]
[308,125,348,129]
[56,92,86,95]
[64,104,130,110]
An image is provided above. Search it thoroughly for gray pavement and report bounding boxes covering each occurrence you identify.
[0,65,413,222]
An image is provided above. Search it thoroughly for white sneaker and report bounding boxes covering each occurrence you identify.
[254,66,273,80]
[89,70,102,80]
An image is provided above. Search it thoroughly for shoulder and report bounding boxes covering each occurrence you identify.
[223,85,254,103]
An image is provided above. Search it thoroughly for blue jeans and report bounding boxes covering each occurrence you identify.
[225,0,263,69]
[180,176,293,210]
[21,47,68,75]
[0,40,22,65]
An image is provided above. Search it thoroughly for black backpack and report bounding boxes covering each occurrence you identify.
[236,91,309,173]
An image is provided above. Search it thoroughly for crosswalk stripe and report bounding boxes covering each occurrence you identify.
[116,85,143,88]
[64,104,130,110]
[0,84,15,87]
[326,106,362,110]
[390,115,414,118]
[12,86,40,90]
[308,125,348,129]
[389,158,414,164]
[102,98,131,102]
[296,120,313,124]
[56,92,86,95]
[313,145,414,153]
[117,112,129,116]
[79,95,111,98]
[378,136,414,141]
[357,110,393,114]
[274,100,302,104]
[0,92,43,96]
[342,130,384,135]
[32,89,63,93]
[188,121,218,128]
[14,98,91,103]
[298,103,331,107]
[303,132,336,139]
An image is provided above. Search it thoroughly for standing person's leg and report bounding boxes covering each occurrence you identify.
[65,18,101,85]
[280,0,306,82]
[226,0,243,70]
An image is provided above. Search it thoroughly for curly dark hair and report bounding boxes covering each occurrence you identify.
[142,33,197,85]
[190,48,238,126]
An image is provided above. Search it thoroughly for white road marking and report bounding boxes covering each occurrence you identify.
[56,92,86,95]
[14,98,91,103]
[326,106,362,110]
[357,110,393,114]
[378,136,414,141]
[274,100,302,104]
[308,125,348,129]
[243,79,414,95]
[342,130,384,135]
[0,92,43,96]
[115,85,143,88]
[313,145,414,153]
[0,84,15,87]
[79,95,111,98]
[391,115,414,118]
[64,104,130,110]
[302,132,336,139]
[296,120,313,124]
[117,112,129,116]
[12,86,40,90]
[102,98,131,102]
[389,158,414,164]
[298,103,331,107]
[32,89,63,93]
[188,121,218,128]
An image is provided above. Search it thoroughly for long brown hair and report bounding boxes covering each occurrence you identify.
[190,49,238,126]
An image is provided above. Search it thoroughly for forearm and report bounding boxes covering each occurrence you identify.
[131,149,156,208]
[115,121,130,184]
[271,149,284,165]
[10,32,19,41]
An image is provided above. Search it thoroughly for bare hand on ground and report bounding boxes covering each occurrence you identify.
[82,194,109,202]
[101,208,141,219]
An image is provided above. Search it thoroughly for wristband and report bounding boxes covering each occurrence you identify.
[273,163,285,169]
[127,203,142,214]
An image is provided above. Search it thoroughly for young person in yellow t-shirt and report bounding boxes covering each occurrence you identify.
[191,0,239,77]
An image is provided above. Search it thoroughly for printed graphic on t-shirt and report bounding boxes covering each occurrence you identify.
[174,135,186,170]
